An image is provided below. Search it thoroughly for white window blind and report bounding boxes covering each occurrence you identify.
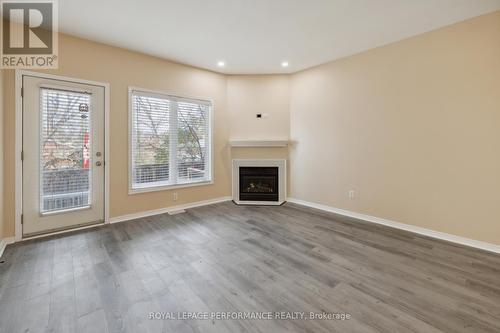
[130,89,211,191]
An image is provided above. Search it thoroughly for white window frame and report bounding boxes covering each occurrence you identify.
[128,87,214,194]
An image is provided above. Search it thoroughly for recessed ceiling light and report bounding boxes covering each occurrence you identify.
[217,61,225,67]
[281,61,289,67]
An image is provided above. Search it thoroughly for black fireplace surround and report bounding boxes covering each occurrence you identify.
[239,167,279,201]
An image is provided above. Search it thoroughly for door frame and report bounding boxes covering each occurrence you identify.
[14,70,110,241]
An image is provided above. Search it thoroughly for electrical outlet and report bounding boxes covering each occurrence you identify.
[173,192,178,201]
[348,190,355,199]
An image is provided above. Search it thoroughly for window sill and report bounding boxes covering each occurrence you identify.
[129,179,214,195]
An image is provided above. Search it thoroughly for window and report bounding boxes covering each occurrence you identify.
[40,88,92,212]
[129,88,212,192]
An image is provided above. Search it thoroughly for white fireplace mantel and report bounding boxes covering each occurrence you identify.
[232,159,286,205]
[229,139,288,147]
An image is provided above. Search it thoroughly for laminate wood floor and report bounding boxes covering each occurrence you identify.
[1,201,499,333]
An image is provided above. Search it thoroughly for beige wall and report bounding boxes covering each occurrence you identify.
[227,75,290,140]
[289,11,500,245]
[2,34,233,237]
[2,12,499,246]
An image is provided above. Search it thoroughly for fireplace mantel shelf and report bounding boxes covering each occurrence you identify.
[229,139,289,147]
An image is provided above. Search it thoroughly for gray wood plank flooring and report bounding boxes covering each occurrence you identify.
[1,201,499,333]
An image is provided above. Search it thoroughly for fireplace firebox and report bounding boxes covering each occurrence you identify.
[239,167,279,202]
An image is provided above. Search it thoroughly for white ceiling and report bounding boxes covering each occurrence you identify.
[59,0,500,74]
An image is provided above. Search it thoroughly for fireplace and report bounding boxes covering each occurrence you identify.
[232,159,286,205]
[239,167,279,202]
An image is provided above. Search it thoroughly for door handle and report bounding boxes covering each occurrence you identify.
[95,161,102,167]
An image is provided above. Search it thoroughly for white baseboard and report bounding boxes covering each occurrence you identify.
[3,197,231,247]
[287,197,500,255]
[109,196,232,224]
[0,237,15,258]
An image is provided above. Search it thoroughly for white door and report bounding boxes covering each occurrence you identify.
[22,75,105,236]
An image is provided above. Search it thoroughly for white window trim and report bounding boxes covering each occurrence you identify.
[128,86,214,194]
